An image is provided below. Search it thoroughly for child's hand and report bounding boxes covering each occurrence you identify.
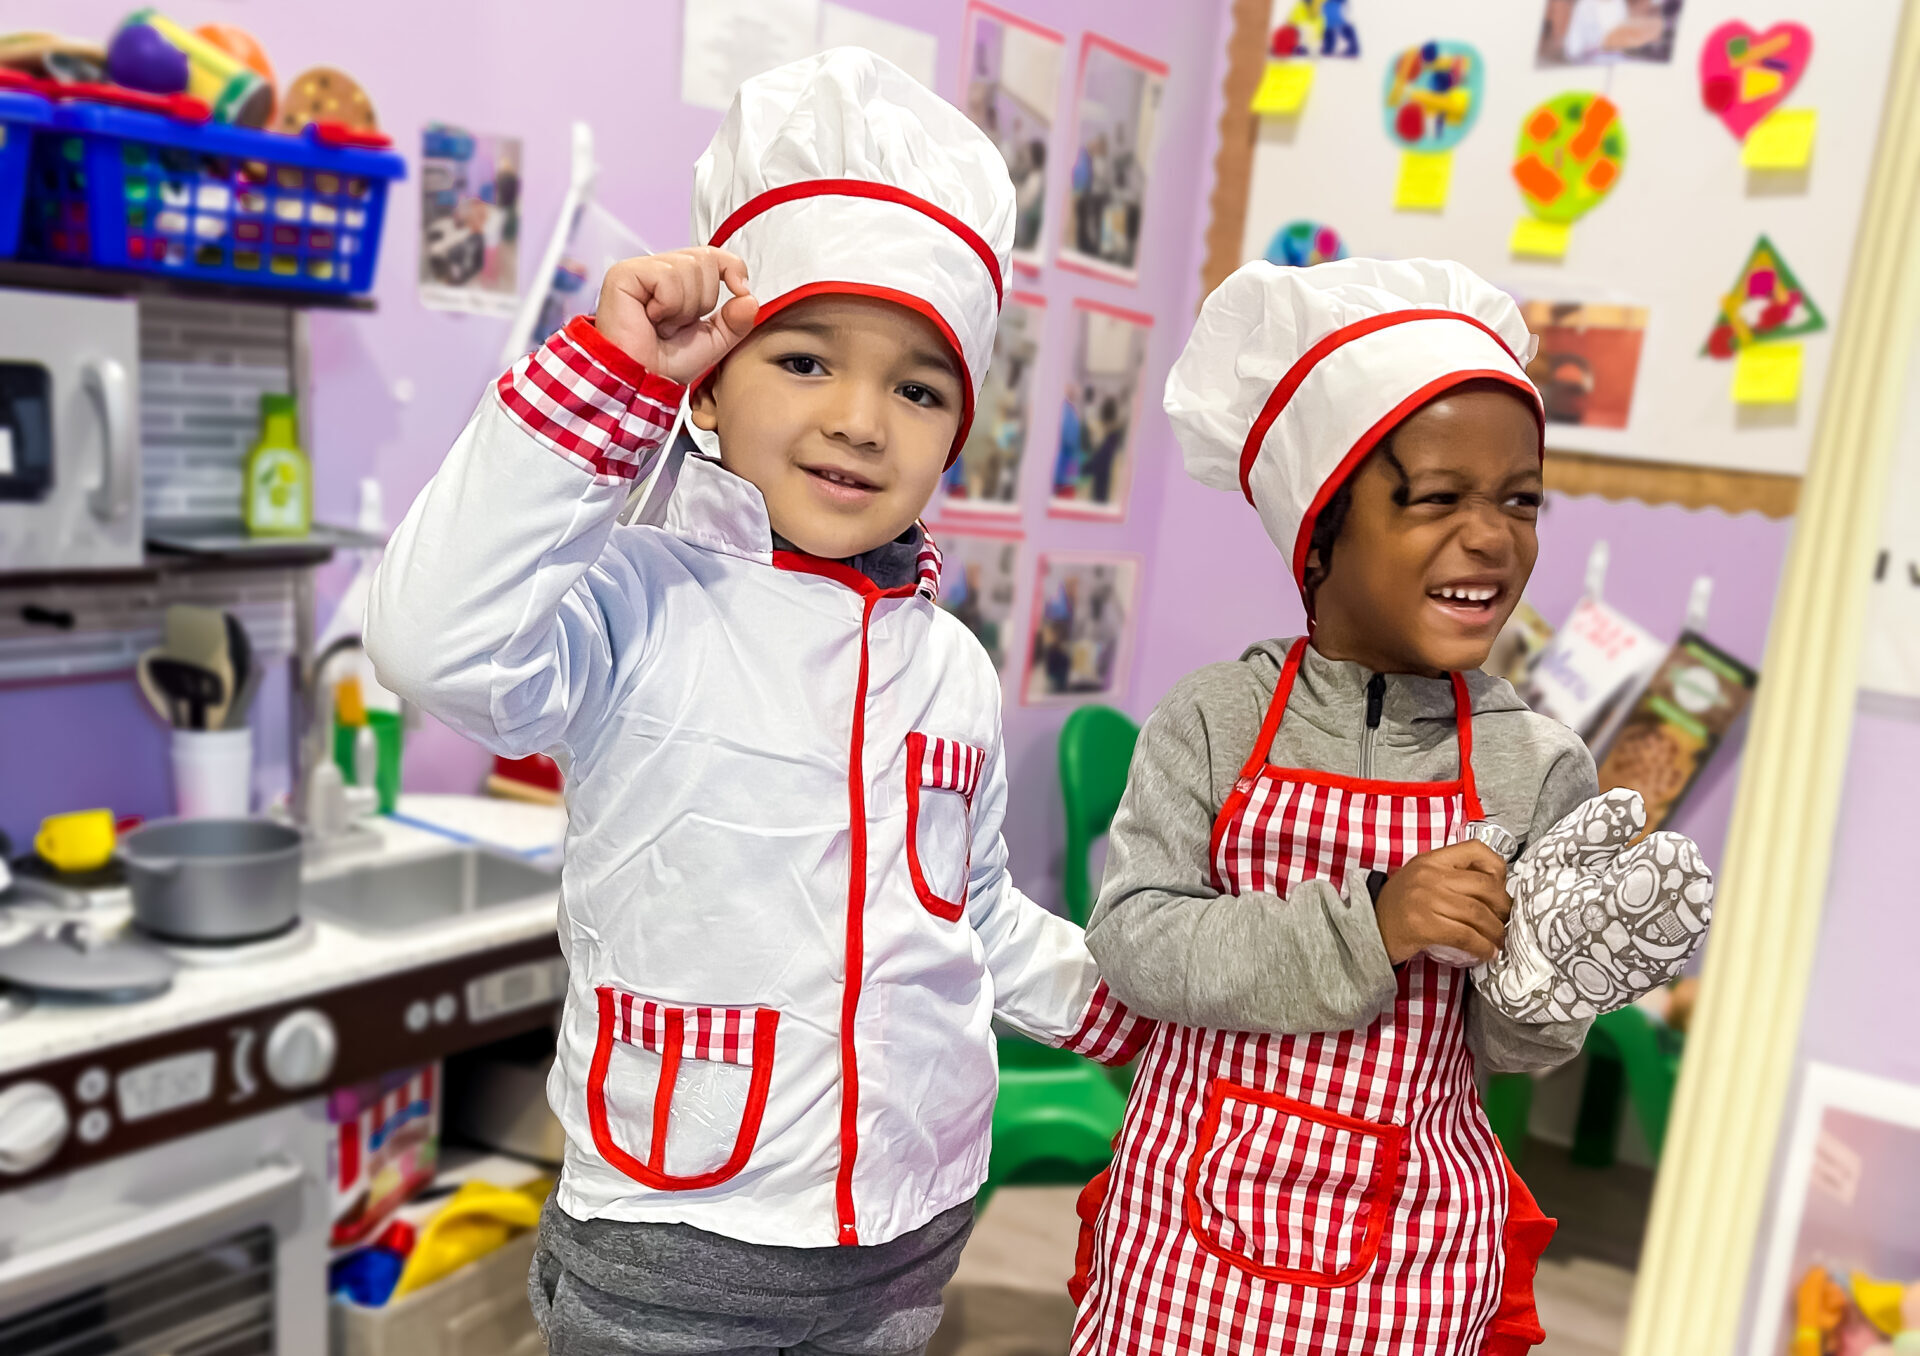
[1372,840,1511,966]
[594,247,759,385]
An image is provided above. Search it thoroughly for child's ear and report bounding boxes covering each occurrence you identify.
[689,381,719,433]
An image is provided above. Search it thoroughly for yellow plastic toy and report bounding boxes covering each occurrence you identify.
[1856,1273,1909,1337]
[391,1176,549,1299]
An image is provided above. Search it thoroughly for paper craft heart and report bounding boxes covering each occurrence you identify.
[1700,21,1812,140]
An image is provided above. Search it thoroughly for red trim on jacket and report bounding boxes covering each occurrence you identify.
[708,178,1003,307]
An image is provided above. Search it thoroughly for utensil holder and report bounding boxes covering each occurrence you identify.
[172,727,253,818]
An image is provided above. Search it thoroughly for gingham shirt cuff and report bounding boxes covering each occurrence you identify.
[1058,980,1154,1067]
[493,314,684,484]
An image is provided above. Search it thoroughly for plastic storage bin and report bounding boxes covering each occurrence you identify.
[26,100,405,294]
[0,88,51,257]
[330,1229,543,1356]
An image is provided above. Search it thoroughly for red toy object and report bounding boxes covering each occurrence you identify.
[310,120,391,149]
[0,70,209,121]
[488,753,563,804]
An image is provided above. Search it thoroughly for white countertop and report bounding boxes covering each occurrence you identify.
[0,797,566,1076]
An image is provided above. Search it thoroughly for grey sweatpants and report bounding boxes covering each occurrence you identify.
[528,1197,975,1356]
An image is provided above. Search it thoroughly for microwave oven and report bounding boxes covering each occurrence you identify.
[0,289,140,573]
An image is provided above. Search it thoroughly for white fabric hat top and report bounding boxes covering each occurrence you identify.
[1164,257,1545,592]
[693,48,1016,456]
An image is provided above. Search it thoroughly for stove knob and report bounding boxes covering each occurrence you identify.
[0,1081,69,1175]
[265,1009,338,1090]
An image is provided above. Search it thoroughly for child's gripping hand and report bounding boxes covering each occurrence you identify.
[594,247,760,385]
[1372,840,1512,967]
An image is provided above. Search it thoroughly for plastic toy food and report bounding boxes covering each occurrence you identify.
[194,23,276,123]
[1511,92,1626,224]
[115,10,271,126]
[276,65,378,135]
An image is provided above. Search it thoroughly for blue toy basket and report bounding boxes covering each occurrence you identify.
[0,88,51,258]
[26,101,406,295]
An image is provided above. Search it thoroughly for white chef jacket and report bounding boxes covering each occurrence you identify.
[367,317,1145,1248]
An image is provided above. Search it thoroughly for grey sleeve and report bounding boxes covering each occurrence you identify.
[1085,677,1399,1034]
[1468,731,1601,1074]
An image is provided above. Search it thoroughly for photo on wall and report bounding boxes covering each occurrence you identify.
[1060,34,1168,283]
[1521,298,1649,429]
[1022,552,1141,705]
[942,292,1046,516]
[419,125,522,316]
[1751,1065,1920,1356]
[935,529,1023,672]
[1050,300,1152,521]
[961,3,1063,269]
[1536,0,1685,66]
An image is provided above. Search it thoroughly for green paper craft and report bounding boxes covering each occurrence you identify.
[1702,235,1826,359]
[1511,93,1626,224]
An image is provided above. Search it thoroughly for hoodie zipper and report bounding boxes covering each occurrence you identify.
[1359,672,1386,778]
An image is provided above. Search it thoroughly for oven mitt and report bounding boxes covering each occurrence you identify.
[1475,788,1714,1024]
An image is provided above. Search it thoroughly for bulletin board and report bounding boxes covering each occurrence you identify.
[1205,0,1904,505]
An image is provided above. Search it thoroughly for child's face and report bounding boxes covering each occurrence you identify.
[1310,387,1543,676]
[691,296,964,559]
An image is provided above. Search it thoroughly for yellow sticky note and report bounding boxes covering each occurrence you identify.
[1395,151,1453,211]
[1251,60,1314,116]
[1732,342,1803,404]
[1509,216,1572,259]
[1742,108,1818,170]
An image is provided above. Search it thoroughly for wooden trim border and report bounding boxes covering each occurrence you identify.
[1545,450,1801,518]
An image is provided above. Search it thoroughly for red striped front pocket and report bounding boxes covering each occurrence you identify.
[904,732,985,922]
[586,988,779,1191]
[1183,1079,1406,1288]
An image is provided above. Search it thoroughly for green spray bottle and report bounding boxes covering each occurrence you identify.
[244,393,311,537]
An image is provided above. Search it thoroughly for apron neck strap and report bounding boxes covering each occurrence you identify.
[1242,639,1484,817]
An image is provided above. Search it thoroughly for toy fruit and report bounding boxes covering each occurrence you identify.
[194,23,276,122]
[1512,92,1627,224]
[105,22,187,94]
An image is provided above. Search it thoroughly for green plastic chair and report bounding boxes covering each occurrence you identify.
[1482,1004,1685,1170]
[983,706,1141,1208]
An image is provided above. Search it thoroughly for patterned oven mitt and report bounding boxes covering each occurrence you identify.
[1475,788,1715,1024]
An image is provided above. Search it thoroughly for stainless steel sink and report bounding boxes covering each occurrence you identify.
[301,848,559,934]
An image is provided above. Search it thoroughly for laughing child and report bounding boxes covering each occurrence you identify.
[1068,258,1711,1354]
[369,51,1142,1356]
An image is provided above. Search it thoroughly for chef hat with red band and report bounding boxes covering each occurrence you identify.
[693,49,1016,459]
[1165,258,1546,593]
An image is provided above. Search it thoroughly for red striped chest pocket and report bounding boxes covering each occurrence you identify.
[905,732,985,922]
[586,988,779,1191]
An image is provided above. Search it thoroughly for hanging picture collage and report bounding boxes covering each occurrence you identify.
[930,5,1160,704]
[1237,0,1854,468]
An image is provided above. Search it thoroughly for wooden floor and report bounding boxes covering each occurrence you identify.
[934,1141,1651,1356]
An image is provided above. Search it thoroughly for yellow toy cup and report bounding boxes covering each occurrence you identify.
[34,809,117,874]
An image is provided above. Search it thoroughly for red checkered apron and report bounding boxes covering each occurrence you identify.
[1070,639,1551,1354]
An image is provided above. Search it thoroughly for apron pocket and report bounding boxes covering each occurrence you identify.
[905,732,984,921]
[586,987,779,1190]
[1183,1078,1406,1288]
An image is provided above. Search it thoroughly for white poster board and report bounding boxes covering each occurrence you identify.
[1237,0,1901,476]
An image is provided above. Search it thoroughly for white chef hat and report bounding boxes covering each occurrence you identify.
[1165,258,1545,594]
[693,48,1016,460]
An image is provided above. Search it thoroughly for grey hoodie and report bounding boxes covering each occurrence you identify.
[1085,638,1598,1073]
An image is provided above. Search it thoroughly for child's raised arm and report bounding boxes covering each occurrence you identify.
[365,251,754,757]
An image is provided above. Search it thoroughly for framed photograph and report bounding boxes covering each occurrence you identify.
[940,291,1045,518]
[962,3,1064,271]
[1059,34,1168,284]
[1049,300,1152,521]
[1521,299,1650,430]
[1748,1063,1920,1356]
[1021,552,1141,706]
[418,125,522,316]
[1536,0,1686,66]
[933,527,1023,672]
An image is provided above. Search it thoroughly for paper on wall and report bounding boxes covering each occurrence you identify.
[999,22,1061,116]
[681,0,822,111]
[1521,595,1666,748]
[820,3,938,88]
[1810,1129,1862,1206]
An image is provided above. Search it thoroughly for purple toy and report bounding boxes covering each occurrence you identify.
[107,22,189,95]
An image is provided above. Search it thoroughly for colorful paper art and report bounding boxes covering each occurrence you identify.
[1383,40,1482,151]
[1512,93,1626,224]
[1703,235,1825,358]
[1700,21,1812,140]
[1265,220,1347,267]
[1251,59,1315,115]
[1270,0,1359,60]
